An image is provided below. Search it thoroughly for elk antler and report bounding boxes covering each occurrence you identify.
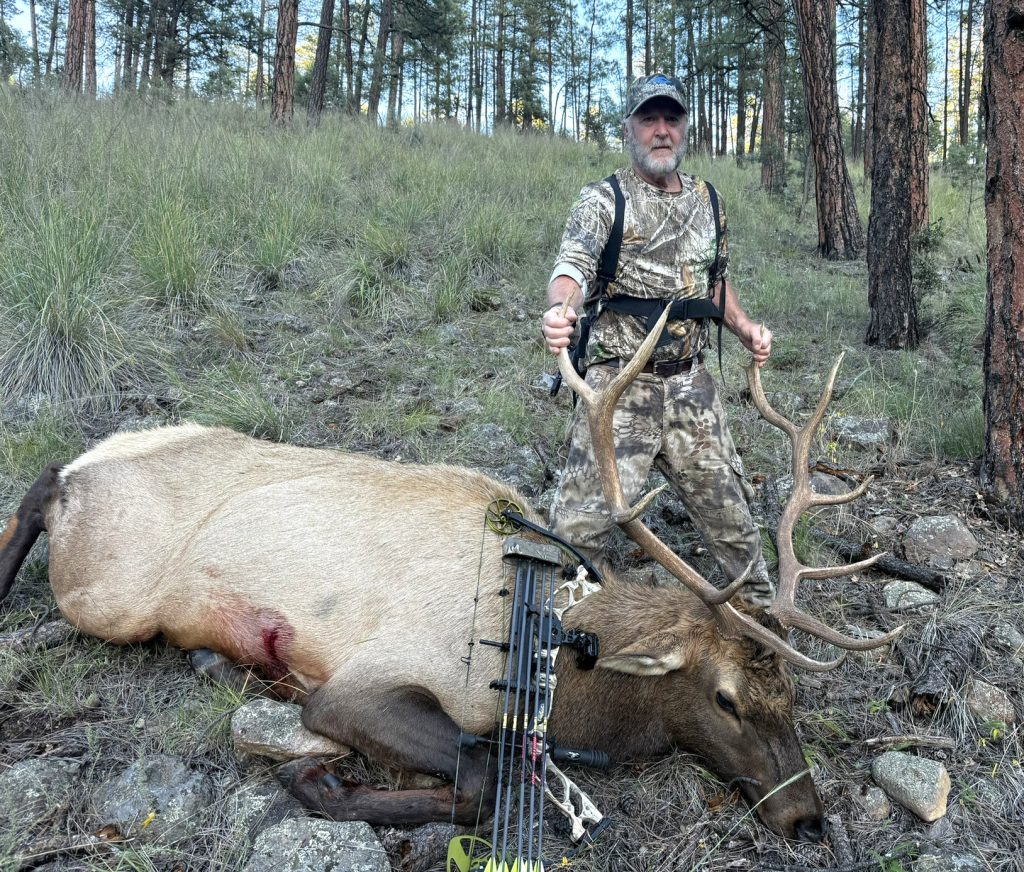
[555,303,902,671]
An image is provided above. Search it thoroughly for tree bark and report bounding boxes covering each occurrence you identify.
[29,0,40,79]
[980,0,1024,527]
[366,0,393,123]
[256,0,268,104]
[45,0,60,75]
[626,0,633,80]
[959,0,975,144]
[63,0,86,91]
[386,24,403,126]
[307,0,337,123]
[909,0,929,234]
[760,0,785,193]
[83,0,95,96]
[865,0,918,349]
[271,0,299,125]
[793,0,864,259]
[864,0,875,177]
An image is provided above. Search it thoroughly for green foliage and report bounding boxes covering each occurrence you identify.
[179,362,297,442]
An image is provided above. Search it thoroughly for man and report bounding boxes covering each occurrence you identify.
[541,74,775,606]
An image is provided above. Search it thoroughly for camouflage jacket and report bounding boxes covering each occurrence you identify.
[552,167,728,365]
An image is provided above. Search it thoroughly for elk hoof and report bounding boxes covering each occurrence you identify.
[277,757,357,815]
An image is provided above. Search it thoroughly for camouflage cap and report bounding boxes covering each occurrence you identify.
[624,74,689,118]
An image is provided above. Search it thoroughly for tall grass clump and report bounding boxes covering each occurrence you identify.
[0,198,162,412]
[179,361,297,442]
[133,179,219,323]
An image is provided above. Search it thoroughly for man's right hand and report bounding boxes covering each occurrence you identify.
[542,303,577,355]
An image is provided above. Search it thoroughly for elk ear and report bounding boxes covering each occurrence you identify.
[597,632,691,676]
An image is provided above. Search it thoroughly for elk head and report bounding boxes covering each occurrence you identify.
[554,305,900,839]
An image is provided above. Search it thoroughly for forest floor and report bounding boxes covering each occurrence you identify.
[0,96,1019,871]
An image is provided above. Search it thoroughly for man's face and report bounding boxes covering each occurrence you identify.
[625,97,688,178]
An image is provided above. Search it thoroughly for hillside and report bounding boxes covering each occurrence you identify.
[0,93,1018,872]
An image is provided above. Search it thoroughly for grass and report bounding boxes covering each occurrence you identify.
[0,92,1010,872]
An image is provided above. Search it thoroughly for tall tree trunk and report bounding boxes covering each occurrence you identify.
[353,0,371,113]
[366,0,393,123]
[83,0,95,96]
[386,24,403,125]
[748,97,759,155]
[793,0,864,259]
[63,0,86,91]
[494,3,506,125]
[959,0,975,144]
[760,0,785,192]
[29,0,40,79]
[271,0,299,125]
[864,0,875,176]
[981,0,1024,526]
[852,0,865,159]
[942,0,949,162]
[625,0,633,80]
[909,0,928,234]
[308,0,337,123]
[643,0,651,74]
[45,0,59,75]
[865,0,918,349]
[736,54,747,164]
[256,0,268,104]
[341,0,353,110]
[466,0,476,125]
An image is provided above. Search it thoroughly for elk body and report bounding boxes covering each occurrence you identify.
[0,316,892,844]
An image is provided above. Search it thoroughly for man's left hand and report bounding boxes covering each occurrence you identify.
[736,320,773,368]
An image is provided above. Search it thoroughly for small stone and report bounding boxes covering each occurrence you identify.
[915,853,986,872]
[884,580,941,612]
[231,698,351,762]
[851,784,890,821]
[965,679,1017,725]
[0,757,81,828]
[871,752,950,822]
[988,623,1024,659]
[831,416,894,450]
[902,516,979,565]
[244,818,389,872]
[90,754,215,844]
[869,515,899,536]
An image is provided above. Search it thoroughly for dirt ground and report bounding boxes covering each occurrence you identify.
[1,285,1021,872]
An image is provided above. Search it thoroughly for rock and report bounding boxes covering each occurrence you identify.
[831,416,894,450]
[766,391,806,413]
[90,754,216,843]
[243,818,389,872]
[775,471,852,504]
[850,783,890,821]
[0,757,81,828]
[871,752,950,822]
[380,822,459,872]
[868,514,899,537]
[232,698,351,762]
[883,580,941,612]
[902,516,979,566]
[988,623,1024,659]
[965,679,1016,725]
[225,780,305,837]
[915,853,986,872]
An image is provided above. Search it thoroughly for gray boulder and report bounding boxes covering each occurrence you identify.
[831,416,893,450]
[966,679,1017,725]
[232,698,351,761]
[915,853,986,872]
[902,516,978,566]
[883,580,941,612]
[0,757,81,828]
[90,754,216,843]
[871,752,950,822]
[243,818,389,872]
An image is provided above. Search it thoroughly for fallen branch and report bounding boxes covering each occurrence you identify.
[863,734,956,751]
[0,619,75,652]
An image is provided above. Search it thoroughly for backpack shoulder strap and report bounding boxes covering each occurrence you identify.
[595,174,625,293]
[705,180,723,290]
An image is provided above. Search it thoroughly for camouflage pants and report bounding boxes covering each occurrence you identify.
[549,362,774,606]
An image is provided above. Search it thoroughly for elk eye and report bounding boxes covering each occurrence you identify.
[716,692,738,717]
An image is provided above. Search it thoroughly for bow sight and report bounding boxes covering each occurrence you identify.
[448,533,610,872]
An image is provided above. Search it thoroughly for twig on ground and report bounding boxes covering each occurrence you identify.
[863,734,956,751]
[0,618,74,652]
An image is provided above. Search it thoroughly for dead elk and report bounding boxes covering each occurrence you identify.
[0,330,893,843]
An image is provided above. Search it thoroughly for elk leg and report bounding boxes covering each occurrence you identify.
[279,683,496,826]
[188,649,308,703]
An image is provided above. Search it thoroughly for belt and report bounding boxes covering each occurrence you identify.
[596,354,703,377]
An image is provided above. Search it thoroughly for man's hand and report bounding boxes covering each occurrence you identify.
[543,303,577,356]
[735,319,773,368]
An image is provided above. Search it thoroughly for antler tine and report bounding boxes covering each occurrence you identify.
[746,357,903,660]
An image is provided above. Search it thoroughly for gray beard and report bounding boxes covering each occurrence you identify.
[626,132,686,178]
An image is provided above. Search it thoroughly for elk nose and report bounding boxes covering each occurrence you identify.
[794,815,825,843]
